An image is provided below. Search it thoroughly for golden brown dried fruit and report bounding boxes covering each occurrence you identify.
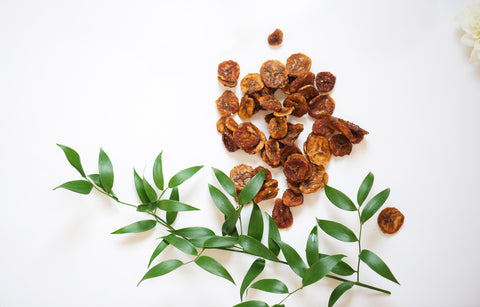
[255,94,282,111]
[269,117,288,139]
[222,129,239,152]
[299,164,328,194]
[243,129,266,155]
[234,122,265,153]
[264,113,276,124]
[254,179,279,203]
[304,133,331,165]
[284,93,308,117]
[272,198,293,228]
[308,94,335,119]
[218,60,240,87]
[282,189,304,207]
[241,73,264,94]
[261,138,281,168]
[273,106,294,117]
[280,144,302,165]
[268,29,283,46]
[278,123,304,146]
[216,90,239,116]
[297,84,319,102]
[377,207,405,234]
[283,153,312,183]
[286,53,312,77]
[288,72,315,93]
[253,166,272,181]
[330,117,369,144]
[239,95,256,120]
[230,164,254,192]
[260,60,288,89]
[312,115,334,136]
[329,134,352,157]
[315,72,336,92]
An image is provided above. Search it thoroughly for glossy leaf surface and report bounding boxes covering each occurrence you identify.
[328,281,354,307]
[98,148,114,192]
[164,234,197,256]
[247,202,263,241]
[250,279,288,294]
[324,185,357,211]
[360,188,390,224]
[57,144,86,177]
[359,249,399,284]
[148,240,169,267]
[168,165,203,188]
[239,235,278,262]
[357,172,374,206]
[138,259,183,285]
[212,167,237,199]
[240,258,265,300]
[317,219,358,242]
[153,151,164,190]
[195,255,235,284]
[54,180,92,194]
[209,184,235,217]
[157,199,199,212]
[238,169,265,206]
[111,220,156,234]
[275,240,307,278]
[302,255,345,287]
[306,226,319,266]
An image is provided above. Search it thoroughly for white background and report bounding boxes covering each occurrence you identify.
[1,1,480,306]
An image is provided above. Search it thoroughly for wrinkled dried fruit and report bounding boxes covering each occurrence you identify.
[264,113,276,124]
[243,130,266,155]
[377,207,405,234]
[329,134,352,157]
[254,179,279,203]
[216,90,239,116]
[315,72,336,92]
[268,29,283,46]
[272,198,293,228]
[283,153,312,183]
[218,60,240,87]
[280,144,302,165]
[282,189,304,207]
[234,122,265,153]
[241,73,264,94]
[330,117,369,144]
[286,53,312,77]
[230,164,254,192]
[284,93,308,117]
[239,95,256,120]
[269,117,288,139]
[279,123,304,146]
[222,129,239,152]
[253,166,272,181]
[299,164,328,194]
[304,133,331,165]
[308,94,335,119]
[260,60,288,89]
[297,84,319,102]
[273,106,294,117]
[255,94,282,111]
[261,138,281,168]
[312,115,334,136]
[287,72,315,93]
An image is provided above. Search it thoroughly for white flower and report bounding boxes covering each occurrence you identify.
[457,0,480,64]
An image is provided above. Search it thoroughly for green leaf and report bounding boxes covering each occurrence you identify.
[163,234,197,256]
[133,169,149,204]
[148,240,169,267]
[212,167,237,199]
[203,236,238,248]
[302,255,345,287]
[250,279,288,294]
[175,227,215,239]
[168,165,204,188]
[233,301,269,307]
[359,249,399,284]
[143,177,157,203]
[153,151,164,190]
[98,148,114,193]
[54,180,93,195]
[240,258,265,300]
[272,305,286,307]
[195,255,235,284]
[87,174,104,189]
[328,281,354,307]
[157,199,199,212]
[138,259,183,285]
[357,172,374,206]
[239,235,278,262]
[306,226,319,266]
[166,187,179,225]
[222,206,242,236]
[111,220,156,234]
[238,169,265,206]
[266,214,281,256]
[247,201,263,241]
[136,203,157,212]
[275,240,307,278]
[209,184,235,217]
[317,219,358,242]
[324,185,357,211]
[319,254,356,276]
[360,188,390,224]
[57,144,86,177]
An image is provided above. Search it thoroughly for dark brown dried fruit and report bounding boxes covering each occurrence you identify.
[278,123,304,146]
[243,130,266,155]
[230,164,254,192]
[218,60,240,87]
[329,134,352,157]
[272,198,293,229]
[312,115,334,136]
[273,106,294,117]
[286,53,312,77]
[239,95,256,120]
[253,166,272,182]
[315,72,336,93]
[261,138,281,168]
[286,178,302,194]
[268,29,283,46]
[330,117,369,144]
[297,84,319,102]
[269,117,288,139]
[299,164,328,194]
[255,94,282,111]
[260,60,288,89]
[284,93,308,117]
[234,122,261,149]
[283,153,312,183]
[304,133,331,165]
[264,113,276,124]
[216,90,239,116]
[222,129,239,152]
[308,94,335,119]
[254,179,279,203]
[377,207,405,234]
[282,189,304,207]
[241,73,264,94]
[287,72,315,94]
[280,144,302,165]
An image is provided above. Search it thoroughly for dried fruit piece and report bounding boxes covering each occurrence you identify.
[315,72,336,92]
[218,60,240,87]
[241,73,264,94]
[264,113,276,124]
[283,153,312,183]
[297,84,319,102]
[230,164,254,193]
[280,144,302,165]
[234,122,265,153]
[304,133,331,165]
[254,179,279,203]
[239,95,256,120]
[253,166,272,182]
[261,138,281,168]
[260,60,288,89]
[278,123,304,146]
[222,129,239,152]
[330,117,369,144]
[312,115,334,136]
[282,189,304,207]
[272,198,293,228]
[377,207,405,234]
[329,134,352,157]
[286,72,315,94]
[254,94,282,111]
[283,93,308,117]
[308,94,335,119]
[299,164,328,194]
[286,53,312,77]
[216,90,239,116]
[268,29,283,46]
[269,117,288,139]
[243,130,266,155]
[273,106,294,117]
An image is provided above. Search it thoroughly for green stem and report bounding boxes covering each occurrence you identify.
[278,286,303,305]
[356,210,363,283]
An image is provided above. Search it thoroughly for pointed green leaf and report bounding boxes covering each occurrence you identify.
[138,259,183,285]
[267,214,281,256]
[238,169,265,206]
[319,254,356,276]
[143,177,157,203]
[360,188,390,224]
[88,174,104,189]
[111,220,156,234]
[98,148,114,192]
[222,206,242,236]
[175,227,215,239]
[57,144,86,177]
[328,281,354,307]
[163,234,197,256]
[136,203,157,212]
[209,184,235,217]
[306,226,319,266]
[239,235,279,262]
[272,305,286,307]
[357,172,374,206]
[324,185,357,211]
[195,255,235,284]
[157,199,199,212]
[166,187,179,225]
[133,169,149,204]
[212,167,237,199]
[250,279,288,294]
[148,240,169,267]
[275,240,307,278]
[203,236,238,248]
[359,249,399,284]
[317,219,358,242]
[302,255,345,287]
[54,180,93,195]
[233,301,269,307]
[248,201,264,241]
[240,258,265,300]
[168,165,204,188]
[153,151,164,190]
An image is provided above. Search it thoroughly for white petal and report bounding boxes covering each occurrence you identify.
[461,33,476,47]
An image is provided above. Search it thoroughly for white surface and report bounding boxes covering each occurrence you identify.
[1,1,480,306]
